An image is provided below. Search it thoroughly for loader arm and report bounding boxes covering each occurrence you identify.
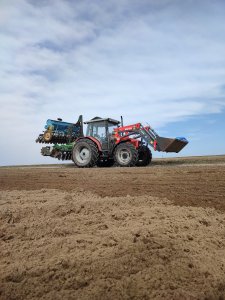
[138,125,188,153]
[115,123,188,153]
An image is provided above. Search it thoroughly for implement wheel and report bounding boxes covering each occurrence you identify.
[72,139,99,168]
[43,130,52,142]
[136,146,152,167]
[114,142,138,167]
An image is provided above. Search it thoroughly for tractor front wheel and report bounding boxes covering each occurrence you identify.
[136,146,152,167]
[114,142,138,167]
[72,139,99,168]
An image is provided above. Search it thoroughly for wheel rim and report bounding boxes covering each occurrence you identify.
[118,148,131,164]
[75,146,90,164]
[44,131,52,142]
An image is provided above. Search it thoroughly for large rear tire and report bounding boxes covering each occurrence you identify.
[72,139,99,168]
[114,142,138,167]
[136,146,152,167]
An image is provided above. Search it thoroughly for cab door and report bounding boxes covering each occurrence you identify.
[87,121,109,151]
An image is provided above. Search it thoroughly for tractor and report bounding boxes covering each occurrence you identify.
[36,115,188,167]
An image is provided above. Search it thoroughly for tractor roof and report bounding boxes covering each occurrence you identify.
[84,116,120,125]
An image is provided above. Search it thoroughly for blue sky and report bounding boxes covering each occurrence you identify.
[0,0,225,166]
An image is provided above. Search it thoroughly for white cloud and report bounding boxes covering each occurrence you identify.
[0,0,225,165]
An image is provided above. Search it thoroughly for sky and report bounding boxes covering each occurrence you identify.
[0,0,225,166]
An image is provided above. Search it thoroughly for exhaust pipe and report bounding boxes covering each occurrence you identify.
[121,116,123,127]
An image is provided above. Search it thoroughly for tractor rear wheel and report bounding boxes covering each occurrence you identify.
[114,142,138,167]
[136,145,152,167]
[72,139,99,168]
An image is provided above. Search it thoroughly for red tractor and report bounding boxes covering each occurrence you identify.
[37,115,188,167]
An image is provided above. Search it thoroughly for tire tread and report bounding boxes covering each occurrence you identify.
[114,142,138,167]
[136,145,152,167]
[72,139,99,168]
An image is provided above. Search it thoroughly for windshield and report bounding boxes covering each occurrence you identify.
[108,123,116,134]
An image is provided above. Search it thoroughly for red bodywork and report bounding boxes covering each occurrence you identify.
[78,123,147,151]
[113,123,142,149]
[78,123,156,153]
[113,123,159,150]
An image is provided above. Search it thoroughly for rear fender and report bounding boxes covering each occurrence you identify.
[76,137,102,151]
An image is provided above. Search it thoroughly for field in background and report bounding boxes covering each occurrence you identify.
[0,155,225,299]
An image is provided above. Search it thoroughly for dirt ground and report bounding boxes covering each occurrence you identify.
[0,156,225,299]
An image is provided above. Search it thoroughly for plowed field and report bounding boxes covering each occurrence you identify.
[0,156,225,299]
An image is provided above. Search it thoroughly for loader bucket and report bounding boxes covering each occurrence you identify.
[156,136,188,153]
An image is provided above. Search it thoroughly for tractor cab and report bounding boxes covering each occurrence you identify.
[85,117,120,151]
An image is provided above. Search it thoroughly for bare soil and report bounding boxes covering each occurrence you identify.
[0,156,225,299]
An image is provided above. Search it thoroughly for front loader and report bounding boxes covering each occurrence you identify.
[36,115,188,167]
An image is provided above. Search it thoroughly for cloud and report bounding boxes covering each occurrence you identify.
[0,0,225,165]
